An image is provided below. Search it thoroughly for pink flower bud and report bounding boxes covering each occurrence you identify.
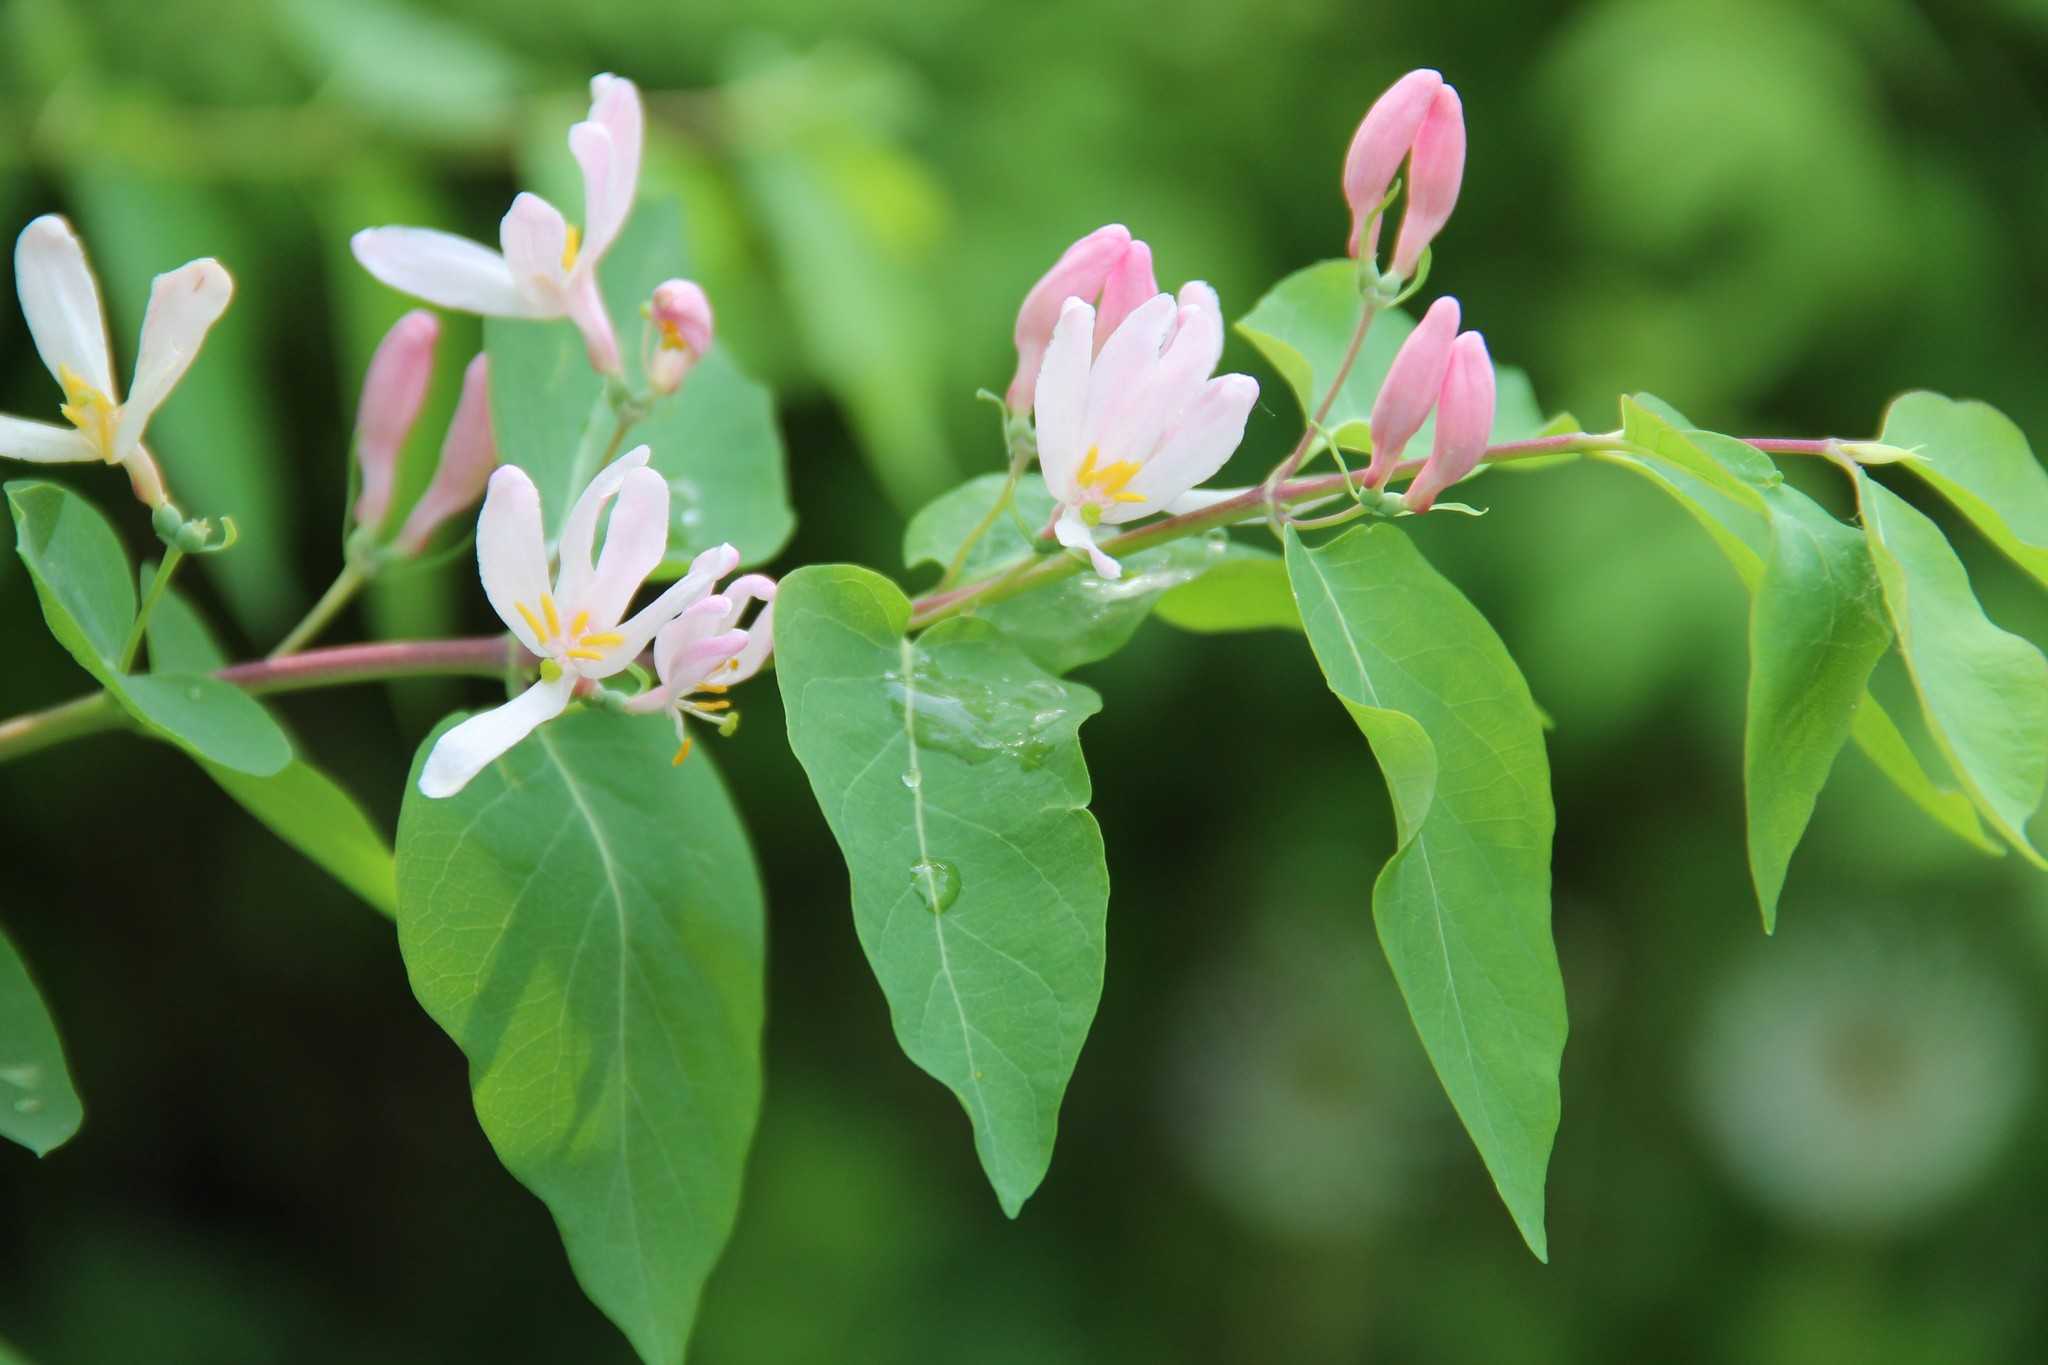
[394,354,496,556]
[1391,86,1466,279]
[647,279,714,396]
[1406,331,1494,512]
[1007,224,1154,411]
[1365,296,1460,484]
[1343,69,1443,262]
[353,310,440,530]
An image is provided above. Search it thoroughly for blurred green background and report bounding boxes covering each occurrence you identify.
[4,0,2048,1360]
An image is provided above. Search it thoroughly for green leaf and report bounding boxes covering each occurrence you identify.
[1283,525,1564,1259]
[0,923,84,1156]
[1152,553,1300,634]
[1742,483,1893,928]
[1846,694,2004,857]
[1882,391,2048,590]
[903,473,1258,673]
[1847,468,2048,865]
[485,198,793,573]
[274,0,523,150]
[396,709,764,1365]
[7,482,289,776]
[140,562,224,673]
[1236,259,1550,453]
[773,565,1107,1215]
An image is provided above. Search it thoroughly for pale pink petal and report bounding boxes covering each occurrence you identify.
[1118,373,1259,519]
[577,466,671,638]
[15,215,115,399]
[1392,85,1466,278]
[1366,296,1460,484]
[0,413,99,464]
[586,74,643,249]
[1092,240,1157,351]
[561,270,621,375]
[1054,506,1121,579]
[351,310,439,530]
[724,597,776,684]
[1343,69,1443,260]
[1081,292,1178,456]
[1105,282,1224,465]
[1006,223,1132,410]
[351,227,543,318]
[568,122,625,266]
[114,259,234,462]
[553,444,652,609]
[394,353,496,555]
[498,194,572,299]
[1406,330,1495,512]
[476,465,553,653]
[629,597,748,710]
[1032,297,1097,499]
[612,542,740,663]
[418,674,576,798]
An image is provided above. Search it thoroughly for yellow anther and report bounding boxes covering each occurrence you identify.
[671,735,693,766]
[564,647,606,662]
[578,631,625,648]
[657,319,692,353]
[561,224,582,273]
[541,595,561,638]
[699,683,729,695]
[726,658,741,670]
[1074,444,1143,502]
[568,610,589,637]
[56,363,117,458]
[694,699,731,712]
[514,602,546,640]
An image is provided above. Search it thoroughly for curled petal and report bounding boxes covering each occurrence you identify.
[1343,69,1443,261]
[1392,85,1466,279]
[1006,223,1132,411]
[579,466,671,639]
[613,542,741,663]
[1033,297,1097,500]
[476,465,553,653]
[585,74,644,256]
[725,597,776,684]
[1366,295,1460,483]
[116,259,235,463]
[15,215,115,399]
[0,412,99,464]
[1119,373,1260,520]
[554,444,653,609]
[351,227,543,318]
[394,353,496,555]
[1053,505,1122,579]
[418,674,576,798]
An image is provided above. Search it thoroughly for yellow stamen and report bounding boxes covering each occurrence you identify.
[671,736,693,766]
[568,611,589,636]
[693,699,731,712]
[657,319,691,352]
[1073,443,1143,502]
[540,595,561,639]
[564,647,606,662]
[578,631,625,648]
[699,683,729,695]
[56,363,118,459]
[514,602,546,640]
[561,224,582,273]
[726,658,741,670]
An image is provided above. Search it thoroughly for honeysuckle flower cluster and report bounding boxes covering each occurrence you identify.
[1343,68,1466,280]
[0,215,231,513]
[348,310,499,557]
[352,74,643,376]
[417,449,767,797]
[624,572,775,764]
[1367,294,1497,510]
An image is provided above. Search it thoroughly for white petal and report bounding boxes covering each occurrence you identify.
[578,466,670,637]
[352,227,545,317]
[561,270,621,375]
[1080,292,1178,471]
[114,258,233,461]
[586,74,643,254]
[1054,506,1122,579]
[569,122,628,269]
[724,598,776,684]
[498,194,571,298]
[1104,284,1224,470]
[16,215,114,398]
[417,675,574,798]
[476,465,553,653]
[612,542,739,664]
[0,413,98,463]
[1119,373,1260,518]
[1033,297,1096,498]
[553,445,652,608]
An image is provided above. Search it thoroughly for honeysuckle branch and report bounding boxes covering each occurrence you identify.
[268,562,370,659]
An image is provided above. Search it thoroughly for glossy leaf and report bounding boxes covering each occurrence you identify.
[1284,525,1565,1259]
[1883,391,2048,590]
[485,198,794,573]
[396,709,765,1365]
[904,473,1257,673]
[0,923,83,1157]
[1236,259,1549,453]
[1152,553,1300,634]
[7,481,289,777]
[1848,468,2048,865]
[774,565,1108,1215]
[1846,693,2003,856]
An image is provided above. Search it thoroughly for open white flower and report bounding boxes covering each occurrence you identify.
[625,575,775,764]
[351,74,642,376]
[418,446,741,797]
[0,215,232,508]
[1035,285,1258,578]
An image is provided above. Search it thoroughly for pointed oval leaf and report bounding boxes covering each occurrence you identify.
[1883,391,2048,590]
[1284,524,1565,1260]
[396,708,765,1365]
[773,564,1108,1214]
[0,924,84,1157]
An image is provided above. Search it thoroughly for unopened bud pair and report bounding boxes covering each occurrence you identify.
[1366,296,1495,511]
[1343,69,1466,284]
[350,311,497,557]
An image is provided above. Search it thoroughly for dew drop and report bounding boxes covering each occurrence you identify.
[0,1064,40,1089]
[910,857,962,913]
[900,769,922,790]
[13,1096,43,1115]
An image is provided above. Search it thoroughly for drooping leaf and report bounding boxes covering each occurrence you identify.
[1283,525,1565,1259]
[903,473,1261,673]
[485,198,794,573]
[1236,259,1549,453]
[773,565,1108,1215]
[1846,692,2003,857]
[1847,467,2048,865]
[0,923,84,1156]
[7,482,289,777]
[1882,391,2048,591]
[396,709,765,1365]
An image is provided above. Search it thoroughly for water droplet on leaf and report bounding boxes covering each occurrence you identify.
[910,857,961,913]
[12,1095,43,1115]
[900,769,922,790]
